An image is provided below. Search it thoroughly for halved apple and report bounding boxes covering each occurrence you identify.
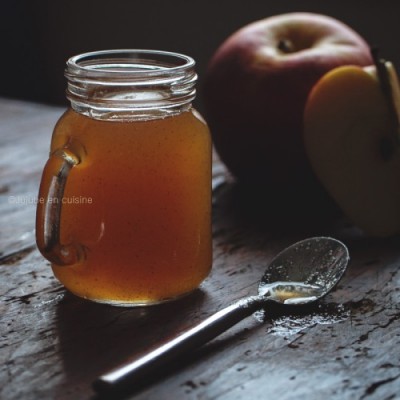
[304,62,400,237]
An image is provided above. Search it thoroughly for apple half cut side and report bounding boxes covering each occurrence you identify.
[304,63,400,237]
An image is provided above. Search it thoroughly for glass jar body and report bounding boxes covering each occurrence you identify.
[36,50,212,306]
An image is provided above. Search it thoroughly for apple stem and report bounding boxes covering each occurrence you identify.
[277,39,295,54]
[371,47,400,146]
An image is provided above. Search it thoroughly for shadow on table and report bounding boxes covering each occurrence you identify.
[214,180,344,233]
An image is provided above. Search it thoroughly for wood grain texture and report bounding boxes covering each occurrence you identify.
[1,98,400,400]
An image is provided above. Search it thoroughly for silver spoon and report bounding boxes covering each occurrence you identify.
[93,236,349,394]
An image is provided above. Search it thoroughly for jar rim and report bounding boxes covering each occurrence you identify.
[65,49,197,120]
[66,49,196,78]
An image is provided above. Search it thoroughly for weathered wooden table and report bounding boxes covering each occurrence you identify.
[1,98,400,400]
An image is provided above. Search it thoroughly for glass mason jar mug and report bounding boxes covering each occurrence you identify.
[36,50,212,306]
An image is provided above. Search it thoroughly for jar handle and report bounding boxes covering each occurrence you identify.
[36,147,85,266]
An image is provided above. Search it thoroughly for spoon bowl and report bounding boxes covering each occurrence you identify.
[259,237,349,304]
[94,236,350,395]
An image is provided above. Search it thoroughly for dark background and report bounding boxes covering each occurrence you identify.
[2,0,400,111]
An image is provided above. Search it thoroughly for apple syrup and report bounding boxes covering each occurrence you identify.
[44,108,212,304]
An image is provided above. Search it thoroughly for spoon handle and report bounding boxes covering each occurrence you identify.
[93,295,264,394]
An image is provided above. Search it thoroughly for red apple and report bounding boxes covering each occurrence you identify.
[203,12,372,210]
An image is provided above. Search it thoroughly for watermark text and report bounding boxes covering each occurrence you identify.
[8,195,93,206]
